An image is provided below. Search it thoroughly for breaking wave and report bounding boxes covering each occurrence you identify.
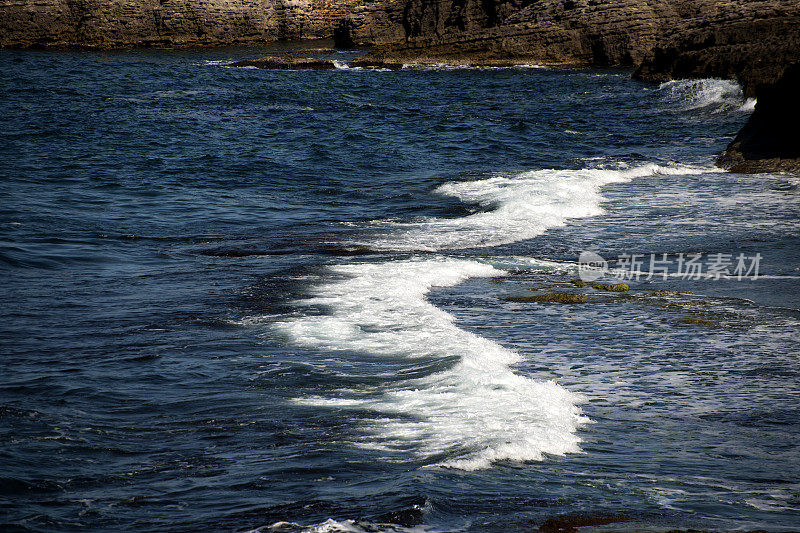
[274,258,587,470]
[269,162,720,470]
[361,163,719,251]
[658,78,755,113]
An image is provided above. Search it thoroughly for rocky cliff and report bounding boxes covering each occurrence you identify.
[0,0,364,48]
[628,3,800,173]
[338,0,800,69]
[338,0,681,65]
[716,64,800,173]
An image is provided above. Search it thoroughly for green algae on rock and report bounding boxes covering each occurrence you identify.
[504,292,589,304]
[652,289,694,297]
[676,316,722,327]
[591,283,630,292]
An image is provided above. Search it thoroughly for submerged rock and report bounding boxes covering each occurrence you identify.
[677,315,721,327]
[652,289,694,297]
[505,292,589,304]
[591,283,629,292]
[538,514,630,533]
[231,55,336,70]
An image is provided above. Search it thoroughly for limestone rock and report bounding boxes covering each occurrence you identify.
[339,0,680,66]
[633,2,800,97]
[0,0,366,48]
[339,0,800,74]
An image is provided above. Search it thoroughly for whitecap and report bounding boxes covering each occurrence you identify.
[657,78,752,113]
[359,163,718,251]
[269,162,718,470]
[199,59,235,67]
[274,258,587,470]
[252,518,435,532]
[740,97,757,112]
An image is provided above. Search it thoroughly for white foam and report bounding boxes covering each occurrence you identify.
[274,258,587,470]
[333,60,392,72]
[332,60,354,70]
[200,59,235,67]
[269,162,722,470]
[400,63,547,71]
[361,163,715,251]
[254,519,435,532]
[740,97,757,112]
[269,164,720,468]
[657,78,752,113]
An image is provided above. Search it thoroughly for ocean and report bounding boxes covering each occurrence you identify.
[1,44,799,532]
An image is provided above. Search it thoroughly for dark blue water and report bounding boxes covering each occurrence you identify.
[2,45,799,532]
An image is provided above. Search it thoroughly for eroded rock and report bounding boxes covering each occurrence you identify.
[717,63,800,173]
[0,0,366,48]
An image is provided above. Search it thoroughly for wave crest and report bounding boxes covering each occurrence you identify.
[361,163,717,251]
[274,258,587,470]
[657,78,755,113]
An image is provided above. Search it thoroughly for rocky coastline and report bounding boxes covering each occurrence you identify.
[2,0,798,172]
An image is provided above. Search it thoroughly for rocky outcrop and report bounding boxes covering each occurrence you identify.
[0,0,365,48]
[5,0,798,172]
[232,54,336,69]
[716,64,800,173]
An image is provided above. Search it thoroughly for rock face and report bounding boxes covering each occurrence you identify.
[338,0,800,69]
[337,0,682,65]
[717,64,800,173]
[0,0,364,48]
[632,2,800,97]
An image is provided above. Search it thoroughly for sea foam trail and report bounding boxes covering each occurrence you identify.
[275,258,587,470]
[362,163,718,251]
[274,163,720,469]
[257,518,434,532]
